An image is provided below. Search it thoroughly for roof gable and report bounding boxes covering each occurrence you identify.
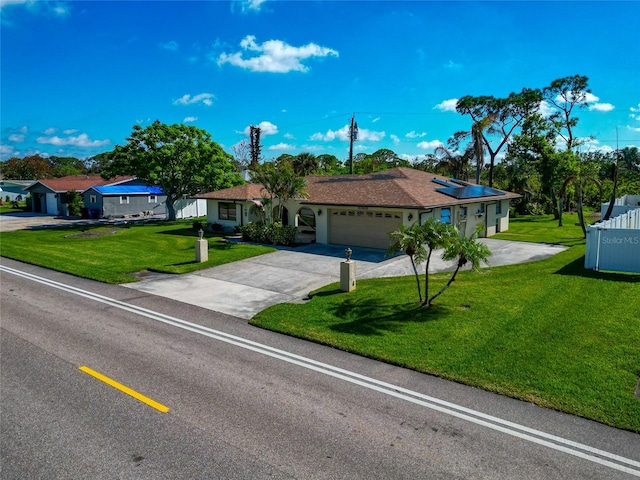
[27,175,135,193]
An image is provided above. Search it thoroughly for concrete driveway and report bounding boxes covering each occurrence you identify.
[122,240,567,320]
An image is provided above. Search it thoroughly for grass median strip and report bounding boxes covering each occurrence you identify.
[79,365,169,413]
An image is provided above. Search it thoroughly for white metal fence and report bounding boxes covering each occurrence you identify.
[585,208,640,273]
[600,194,640,218]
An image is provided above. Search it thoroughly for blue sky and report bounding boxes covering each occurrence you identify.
[1,0,639,163]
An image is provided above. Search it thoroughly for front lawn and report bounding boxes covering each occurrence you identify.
[0,221,275,283]
[251,215,640,432]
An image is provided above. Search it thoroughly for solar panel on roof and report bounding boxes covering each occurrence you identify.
[431,178,457,188]
[436,185,505,200]
[450,179,471,186]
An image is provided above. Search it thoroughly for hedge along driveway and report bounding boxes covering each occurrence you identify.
[0,222,275,284]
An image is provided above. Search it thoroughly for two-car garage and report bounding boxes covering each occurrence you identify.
[328,209,403,249]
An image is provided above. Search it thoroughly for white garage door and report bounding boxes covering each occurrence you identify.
[328,209,403,249]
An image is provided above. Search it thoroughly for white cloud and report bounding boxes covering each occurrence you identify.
[434,98,458,112]
[18,126,27,133]
[268,143,295,151]
[444,60,462,70]
[630,103,640,121]
[1,1,69,17]
[8,134,24,142]
[161,40,179,51]
[556,91,615,112]
[310,125,385,142]
[417,140,444,150]
[372,117,381,123]
[218,35,338,73]
[36,133,110,147]
[242,121,278,136]
[405,131,426,139]
[537,100,555,117]
[283,132,295,139]
[0,144,17,158]
[43,127,56,135]
[63,128,77,134]
[173,93,214,106]
[390,134,400,145]
[628,126,640,133]
[0,0,31,9]
[184,116,198,123]
[243,0,267,11]
[51,3,69,17]
[589,102,614,112]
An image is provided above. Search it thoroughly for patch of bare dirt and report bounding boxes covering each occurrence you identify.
[65,228,122,238]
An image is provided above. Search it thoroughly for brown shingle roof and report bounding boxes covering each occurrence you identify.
[28,175,135,193]
[197,167,520,208]
[196,183,267,201]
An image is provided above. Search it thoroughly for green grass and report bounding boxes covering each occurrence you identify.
[0,221,275,283]
[251,214,640,432]
[0,204,27,214]
[493,212,587,246]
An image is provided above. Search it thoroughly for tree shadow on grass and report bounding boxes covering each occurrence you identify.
[325,296,449,336]
[554,255,640,283]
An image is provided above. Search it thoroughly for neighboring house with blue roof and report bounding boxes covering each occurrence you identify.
[83,184,167,219]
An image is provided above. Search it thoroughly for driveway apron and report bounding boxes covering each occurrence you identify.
[121,240,567,320]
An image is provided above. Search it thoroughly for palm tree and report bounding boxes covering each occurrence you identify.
[292,152,319,176]
[472,113,496,184]
[421,219,457,306]
[250,161,307,223]
[560,170,602,238]
[427,228,491,307]
[387,224,427,303]
[433,145,473,180]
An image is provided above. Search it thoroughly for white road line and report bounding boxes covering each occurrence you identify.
[2,264,639,477]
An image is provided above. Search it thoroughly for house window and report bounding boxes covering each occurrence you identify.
[218,202,237,221]
[496,200,502,215]
[441,208,451,224]
[459,206,467,218]
[90,195,97,203]
[120,196,129,204]
[148,195,157,203]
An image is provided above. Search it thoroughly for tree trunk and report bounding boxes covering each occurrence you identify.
[550,188,560,221]
[166,196,177,221]
[422,249,433,306]
[410,257,422,304]
[557,196,563,227]
[577,185,587,238]
[427,262,461,307]
[602,163,618,222]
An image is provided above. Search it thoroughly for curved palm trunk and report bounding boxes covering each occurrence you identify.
[603,163,618,221]
[409,256,423,303]
[422,249,433,306]
[577,183,587,238]
[427,259,463,307]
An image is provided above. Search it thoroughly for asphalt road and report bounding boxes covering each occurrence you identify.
[2,258,639,479]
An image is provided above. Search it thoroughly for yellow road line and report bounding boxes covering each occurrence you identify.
[79,366,169,413]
